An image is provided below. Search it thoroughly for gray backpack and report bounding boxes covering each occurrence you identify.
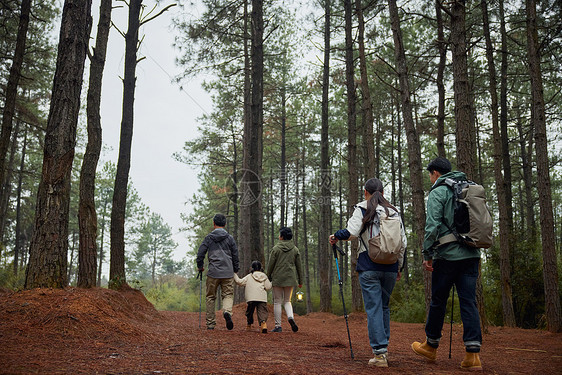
[436,178,493,249]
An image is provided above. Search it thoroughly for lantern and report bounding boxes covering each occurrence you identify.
[296,291,304,302]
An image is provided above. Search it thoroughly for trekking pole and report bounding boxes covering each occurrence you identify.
[198,270,203,329]
[332,243,354,359]
[449,284,455,359]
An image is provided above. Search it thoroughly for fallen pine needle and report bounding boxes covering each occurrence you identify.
[502,347,547,353]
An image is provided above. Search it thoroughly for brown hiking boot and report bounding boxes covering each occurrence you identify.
[411,341,437,361]
[460,352,482,371]
[260,322,267,333]
[246,324,253,331]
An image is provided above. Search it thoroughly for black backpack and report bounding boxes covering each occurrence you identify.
[436,178,493,249]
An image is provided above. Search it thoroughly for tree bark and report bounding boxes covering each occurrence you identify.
[344,0,362,312]
[481,0,516,327]
[280,86,287,228]
[78,0,112,288]
[525,0,562,333]
[319,0,332,312]
[110,0,142,288]
[25,0,92,289]
[237,0,252,301]
[435,0,447,158]
[248,0,264,264]
[14,126,27,275]
[236,0,264,276]
[302,147,313,313]
[97,190,110,287]
[0,0,31,240]
[0,120,20,246]
[387,0,427,308]
[355,0,375,179]
[515,110,536,239]
[450,0,475,178]
[499,0,514,238]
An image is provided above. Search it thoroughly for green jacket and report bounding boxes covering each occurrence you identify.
[422,171,481,261]
[266,240,303,287]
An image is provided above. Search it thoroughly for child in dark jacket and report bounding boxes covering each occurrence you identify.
[234,260,272,333]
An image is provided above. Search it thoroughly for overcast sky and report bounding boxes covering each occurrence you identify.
[94,1,209,263]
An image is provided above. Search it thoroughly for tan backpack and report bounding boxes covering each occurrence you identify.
[358,209,403,265]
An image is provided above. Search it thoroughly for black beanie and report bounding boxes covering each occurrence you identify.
[426,157,452,174]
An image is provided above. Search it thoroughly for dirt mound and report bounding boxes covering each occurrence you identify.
[0,287,161,341]
[0,288,561,374]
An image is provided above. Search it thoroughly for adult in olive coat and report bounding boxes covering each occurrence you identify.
[266,227,303,332]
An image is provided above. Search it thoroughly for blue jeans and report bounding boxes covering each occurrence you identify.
[358,270,397,354]
[425,258,482,352]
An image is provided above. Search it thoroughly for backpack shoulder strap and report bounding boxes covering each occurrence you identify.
[356,205,372,251]
[356,205,367,235]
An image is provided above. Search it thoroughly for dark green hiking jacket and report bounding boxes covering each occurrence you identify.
[422,171,481,262]
[266,240,303,287]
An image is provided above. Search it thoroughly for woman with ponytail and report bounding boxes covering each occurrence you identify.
[329,178,407,368]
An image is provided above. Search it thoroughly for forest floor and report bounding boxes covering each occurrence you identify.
[0,287,561,374]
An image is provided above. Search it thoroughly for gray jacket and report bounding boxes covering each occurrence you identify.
[196,228,240,278]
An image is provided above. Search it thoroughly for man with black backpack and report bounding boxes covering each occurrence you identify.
[411,157,483,371]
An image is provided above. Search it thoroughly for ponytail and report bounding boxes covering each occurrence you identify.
[362,178,398,228]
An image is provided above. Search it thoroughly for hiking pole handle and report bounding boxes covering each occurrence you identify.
[198,270,203,280]
[332,243,345,258]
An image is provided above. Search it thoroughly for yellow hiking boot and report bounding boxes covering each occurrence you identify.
[411,341,437,361]
[460,352,482,371]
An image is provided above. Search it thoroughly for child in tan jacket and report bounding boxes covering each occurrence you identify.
[234,260,272,333]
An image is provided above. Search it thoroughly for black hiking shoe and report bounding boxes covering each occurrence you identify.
[272,326,282,332]
[224,311,234,330]
[288,318,298,332]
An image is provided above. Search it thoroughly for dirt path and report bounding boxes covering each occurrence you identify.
[1,288,560,374]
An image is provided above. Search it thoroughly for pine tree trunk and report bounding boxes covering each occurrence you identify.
[319,0,332,313]
[0,0,31,239]
[248,0,264,263]
[238,0,252,293]
[355,0,375,180]
[526,0,562,333]
[435,0,447,158]
[450,0,475,178]
[387,0,427,306]
[294,159,300,248]
[344,0,362,312]
[14,127,27,275]
[25,0,92,289]
[78,0,112,288]
[280,86,287,228]
[1,121,20,246]
[515,111,536,239]
[482,0,516,327]
[301,148,313,313]
[499,0,514,239]
[395,89,417,279]
[110,0,142,288]
[97,192,110,287]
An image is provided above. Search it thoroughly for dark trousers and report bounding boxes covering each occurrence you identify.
[245,301,268,325]
[425,258,482,352]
